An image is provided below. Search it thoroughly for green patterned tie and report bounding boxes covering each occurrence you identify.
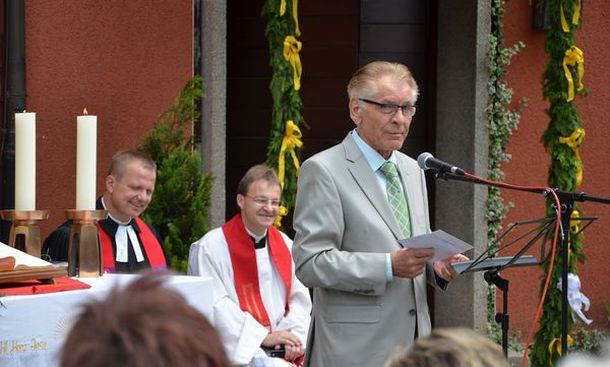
[380,161,411,238]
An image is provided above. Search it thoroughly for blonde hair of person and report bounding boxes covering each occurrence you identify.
[346,60,419,102]
[384,327,509,367]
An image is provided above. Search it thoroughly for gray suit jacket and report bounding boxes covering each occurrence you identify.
[293,133,438,367]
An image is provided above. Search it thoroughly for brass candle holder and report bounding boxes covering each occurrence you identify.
[0,209,50,257]
[65,209,108,278]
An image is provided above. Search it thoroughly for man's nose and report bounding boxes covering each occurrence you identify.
[136,190,150,201]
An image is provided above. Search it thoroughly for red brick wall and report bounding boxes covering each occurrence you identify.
[24,1,192,236]
[501,0,610,335]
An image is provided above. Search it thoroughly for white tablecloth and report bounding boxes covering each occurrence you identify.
[0,274,214,367]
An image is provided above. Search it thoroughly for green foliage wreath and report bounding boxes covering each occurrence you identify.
[262,0,305,229]
[531,0,586,365]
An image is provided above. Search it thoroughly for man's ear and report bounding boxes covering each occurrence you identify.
[236,194,245,211]
[105,175,116,193]
[349,98,362,126]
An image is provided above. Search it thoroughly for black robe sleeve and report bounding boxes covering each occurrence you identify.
[41,220,73,262]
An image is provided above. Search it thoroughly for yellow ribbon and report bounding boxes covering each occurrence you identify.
[278,120,303,188]
[559,128,585,187]
[570,209,581,235]
[561,0,581,32]
[274,205,289,228]
[279,0,301,36]
[562,46,584,102]
[548,334,574,360]
[283,35,302,90]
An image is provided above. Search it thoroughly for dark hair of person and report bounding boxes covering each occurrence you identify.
[60,273,230,367]
[236,164,280,195]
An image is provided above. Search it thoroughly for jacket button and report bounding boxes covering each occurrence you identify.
[409,309,417,316]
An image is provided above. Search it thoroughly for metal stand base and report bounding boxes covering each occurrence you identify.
[0,210,50,257]
[65,209,108,277]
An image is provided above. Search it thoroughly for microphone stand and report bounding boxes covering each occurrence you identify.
[435,169,610,355]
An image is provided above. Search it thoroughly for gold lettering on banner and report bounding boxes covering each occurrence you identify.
[0,338,49,355]
[0,340,9,355]
[11,340,28,354]
[0,339,28,356]
[30,337,48,351]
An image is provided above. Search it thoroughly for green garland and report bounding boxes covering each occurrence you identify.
[531,0,586,365]
[262,0,305,229]
[486,0,526,342]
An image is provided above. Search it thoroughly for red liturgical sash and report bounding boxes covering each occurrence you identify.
[222,213,293,327]
[99,217,167,273]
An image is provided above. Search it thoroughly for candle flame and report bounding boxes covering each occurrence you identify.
[83,107,88,115]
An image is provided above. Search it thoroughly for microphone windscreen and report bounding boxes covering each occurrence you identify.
[417,152,433,170]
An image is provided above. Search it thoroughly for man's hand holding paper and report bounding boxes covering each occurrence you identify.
[397,230,472,281]
[391,247,434,278]
[434,253,469,281]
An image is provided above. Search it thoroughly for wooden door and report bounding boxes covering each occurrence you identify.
[226,0,436,220]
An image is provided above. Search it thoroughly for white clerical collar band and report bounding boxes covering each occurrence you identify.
[101,197,132,226]
[246,228,268,243]
[107,212,132,226]
[115,224,145,263]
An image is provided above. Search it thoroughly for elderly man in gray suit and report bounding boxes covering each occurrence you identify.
[292,61,467,367]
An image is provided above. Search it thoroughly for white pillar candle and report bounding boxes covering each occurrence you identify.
[15,112,36,210]
[76,110,97,210]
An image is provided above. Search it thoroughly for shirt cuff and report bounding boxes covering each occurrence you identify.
[385,253,393,282]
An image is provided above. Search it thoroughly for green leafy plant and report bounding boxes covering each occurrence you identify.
[139,75,214,273]
[486,0,526,338]
[488,324,525,352]
[569,323,608,355]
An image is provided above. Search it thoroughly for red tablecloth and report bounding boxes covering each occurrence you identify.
[0,277,91,296]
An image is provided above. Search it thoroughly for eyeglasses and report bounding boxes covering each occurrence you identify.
[246,195,281,208]
[359,98,417,117]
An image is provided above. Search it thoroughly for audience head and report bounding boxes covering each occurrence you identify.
[104,149,157,222]
[346,61,419,159]
[384,327,509,367]
[558,340,610,367]
[61,273,230,367]
[236,164,281,236]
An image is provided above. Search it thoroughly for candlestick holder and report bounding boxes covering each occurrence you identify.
[65,209,108,278]
[0,209,50,257]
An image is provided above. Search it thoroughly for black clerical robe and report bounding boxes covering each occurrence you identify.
[41,197,167,273]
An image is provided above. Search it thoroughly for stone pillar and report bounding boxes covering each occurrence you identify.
[199,0,227,228]
[434,0,491,333]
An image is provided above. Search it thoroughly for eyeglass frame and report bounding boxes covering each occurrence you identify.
[358,98,417,117]
[245,195,282,208]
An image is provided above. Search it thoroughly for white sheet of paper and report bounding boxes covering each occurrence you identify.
[0,241,54,269]
[397,230,473,261]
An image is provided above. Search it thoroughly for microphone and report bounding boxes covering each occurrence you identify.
[417,152,465,175]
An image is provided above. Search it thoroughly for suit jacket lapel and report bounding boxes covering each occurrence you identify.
[342,135,404,241]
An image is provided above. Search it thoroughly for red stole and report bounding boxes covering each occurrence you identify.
[99,217,167,273]
[222,213,293,327]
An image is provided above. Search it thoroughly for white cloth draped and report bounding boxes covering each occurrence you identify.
[188,228,311,366]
